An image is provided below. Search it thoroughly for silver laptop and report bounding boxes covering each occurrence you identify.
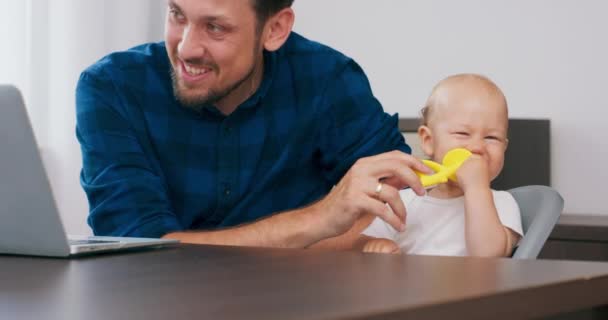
[0,84,179,257]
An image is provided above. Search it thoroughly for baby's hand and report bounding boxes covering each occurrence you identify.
[455,154,491,192]
[362,238,401,254]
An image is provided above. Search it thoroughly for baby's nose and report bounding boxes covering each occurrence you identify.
[467,140,485,155]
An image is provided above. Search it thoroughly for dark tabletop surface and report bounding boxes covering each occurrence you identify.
[2,244,608,320]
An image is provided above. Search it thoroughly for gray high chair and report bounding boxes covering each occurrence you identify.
[508,185,564,259]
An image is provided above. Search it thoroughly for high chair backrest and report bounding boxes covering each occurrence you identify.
[508,185,564,259]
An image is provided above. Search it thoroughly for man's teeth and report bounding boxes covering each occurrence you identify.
[184,64,209,76]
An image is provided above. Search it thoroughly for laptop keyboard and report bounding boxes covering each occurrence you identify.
[68,239,120,245]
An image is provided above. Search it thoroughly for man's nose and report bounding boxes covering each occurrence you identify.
[177,25,206,61]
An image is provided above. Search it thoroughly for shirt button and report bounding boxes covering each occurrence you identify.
[224,126,232,134]
[224,188,231,196]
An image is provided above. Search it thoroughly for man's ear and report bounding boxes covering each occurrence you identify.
[418,125,434,158]
[261,8,295,52]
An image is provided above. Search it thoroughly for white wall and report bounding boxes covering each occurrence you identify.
[0,0,166,235]
[0,2,27,95]
[43,0,166,235]
[293,0,608,215]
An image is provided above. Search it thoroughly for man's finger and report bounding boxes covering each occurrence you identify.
[364,151,433,175]
[365,157,429,178]
[372,183,407,225]
[363,197,405,232]
[380,166,426,196]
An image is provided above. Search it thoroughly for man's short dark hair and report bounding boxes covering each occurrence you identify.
[251,0,294,28]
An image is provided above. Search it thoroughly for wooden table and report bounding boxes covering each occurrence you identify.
[2,244,608,320]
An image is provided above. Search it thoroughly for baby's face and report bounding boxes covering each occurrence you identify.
[422,86,508,181]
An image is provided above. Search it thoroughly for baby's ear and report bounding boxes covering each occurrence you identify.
[418,125,434,158]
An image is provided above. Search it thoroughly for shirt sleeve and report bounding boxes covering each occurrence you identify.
[317,59,411,183]
[493,191,524,237]
[76,70,183,238]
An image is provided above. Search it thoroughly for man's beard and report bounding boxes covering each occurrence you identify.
[170,50,260,113]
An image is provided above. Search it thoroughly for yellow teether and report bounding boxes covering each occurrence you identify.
[415,148,472,188]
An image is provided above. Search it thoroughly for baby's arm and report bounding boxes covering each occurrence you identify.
[353,210,402,254]
[354,235,401,254]
[457,156,520,257]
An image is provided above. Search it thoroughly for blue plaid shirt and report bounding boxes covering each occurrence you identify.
[76,32,410,238]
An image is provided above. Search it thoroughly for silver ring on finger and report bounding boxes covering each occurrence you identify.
[374,182,383,197]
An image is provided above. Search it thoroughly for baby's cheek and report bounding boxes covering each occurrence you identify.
[489,160,503,179]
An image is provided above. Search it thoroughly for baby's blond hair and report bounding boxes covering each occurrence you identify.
[420,74,508,126]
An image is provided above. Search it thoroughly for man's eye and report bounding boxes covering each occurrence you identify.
[454,132,469,136]
[485,136,500,140]
[208,23,224,33]
[169,9,185,21]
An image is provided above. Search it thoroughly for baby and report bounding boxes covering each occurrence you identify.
[357,74,523,257]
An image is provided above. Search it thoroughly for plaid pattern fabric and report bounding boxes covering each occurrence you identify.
[76,32,410,238]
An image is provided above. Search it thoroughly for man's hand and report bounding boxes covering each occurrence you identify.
[362,238,401,254]
[310,150,431,241]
